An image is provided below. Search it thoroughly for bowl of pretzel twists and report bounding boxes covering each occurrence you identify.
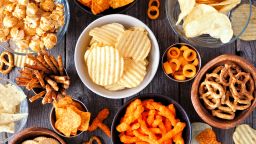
[191,54,256,129]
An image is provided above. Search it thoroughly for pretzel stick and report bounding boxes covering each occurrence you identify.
[37,54,51,70]
[29,91,46,103]
[34,70,45,88]
[42,85,53,104]
[27,54,50,73]
[44,55,58,74]
[58,55,64,75]
[26,78,39,90]
[49,55,59,71]
[16,77,31,83]
[45,77,59,91]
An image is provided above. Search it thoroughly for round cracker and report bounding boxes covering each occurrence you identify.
[21,140,39,144]
[87,46,124,86]
[116,28,151,61]
[118,58,147,88]
[231,4,256,41]
[233,124,256,144]
[89,23,125,46]
[191,122,212,144]
[33,137,48,142]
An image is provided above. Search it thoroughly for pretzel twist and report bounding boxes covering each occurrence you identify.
[0,51,14,75]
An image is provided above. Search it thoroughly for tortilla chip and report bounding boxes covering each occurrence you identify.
[91,0,110,15]
[110,0,134,9]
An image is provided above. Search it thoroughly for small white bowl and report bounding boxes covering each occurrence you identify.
[74,14,160,99]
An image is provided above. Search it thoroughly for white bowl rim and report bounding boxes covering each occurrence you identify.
[74,14,160,99]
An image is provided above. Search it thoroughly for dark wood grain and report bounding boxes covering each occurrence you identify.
[0,0,255,144]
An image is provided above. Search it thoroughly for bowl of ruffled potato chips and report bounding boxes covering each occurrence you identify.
[166,0,252,48]
[74,14,159,99]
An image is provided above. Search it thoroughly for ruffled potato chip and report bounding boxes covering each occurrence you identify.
[109,0,134,9]
[116,28,151,61]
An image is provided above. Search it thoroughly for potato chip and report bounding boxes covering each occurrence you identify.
[68,105,91,131]
[176,0,196,25]
[53,96,73,108]
[89,23,125,46]
[104,81,126,91]
[55,107,66,120]
[231,4,256,41]
[55,107,81,137]
[109,0,134,9]
[0,113,28,124]
[87,46,124,86]
[118,58,147,88]
[0,122,15,133]
[233,124,256,144]
[91,0,109,15]
[116,28,151,61]
[184,4,233,43]
[191,122,212,144]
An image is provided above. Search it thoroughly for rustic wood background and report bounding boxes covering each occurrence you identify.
[1,0,255,144]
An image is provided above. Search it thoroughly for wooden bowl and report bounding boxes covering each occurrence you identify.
[8,127,66,144]
[191,54,256,129]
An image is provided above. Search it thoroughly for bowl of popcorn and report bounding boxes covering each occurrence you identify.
[0,0,70,55]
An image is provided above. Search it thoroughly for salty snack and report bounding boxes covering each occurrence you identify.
[53,96,91,137]
[191,122,212,144]
[14,49,34,68]
[196,128,221,144]
[0,82,28,133]
[84,136,102,144]
[16,50,70,104]
[163,45,199,81]
[116,99,186,144]
[0,51,14,75]
[0,0,65,51]
[85,23,151,91]
[233,124,256,144]
[78,0,135,15]
[147,0,160,20]
[177,0,236,43]
[231,4,256,41]
[22,137,60,144]
[199,63,255,120]
[88,108,111,137]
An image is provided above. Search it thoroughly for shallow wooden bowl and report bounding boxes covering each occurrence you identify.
[9,127,66,144]
[191,54,256,129]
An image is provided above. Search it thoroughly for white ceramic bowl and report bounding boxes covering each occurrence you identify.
[75,14,160,99]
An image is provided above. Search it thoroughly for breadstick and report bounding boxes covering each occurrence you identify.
[29,91,46,103]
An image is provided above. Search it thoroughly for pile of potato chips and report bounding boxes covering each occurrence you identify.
[0,83,28,133]
[53,96,91,137]
[78,0,135,15]
[176,0,240,43]
[84,23,151,91]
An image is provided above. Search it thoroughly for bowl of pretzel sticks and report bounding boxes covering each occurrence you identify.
[15,50,70,104]
[191,54,256,129]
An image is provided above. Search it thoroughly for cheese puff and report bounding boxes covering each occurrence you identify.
[10,27,25,40]
[15,39,29,49]
[159,122,186,143]
[0,28,10,42]
[26,3,39,16]
[18,0,29,5]
[120,133,141,143]
[13,4,26,19]
[29,36,44,52]
[3,15,18,28]
[42,33,57,49]
[138,117,157,140]
[40,16,55,31]
[40,0,55,12]
[24,16,40,29]
[173,132,184,144]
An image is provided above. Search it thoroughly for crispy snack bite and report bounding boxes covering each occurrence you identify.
[116,99,187,144]
[0,51,15,75]
[16,51,70,104]
[88,108,111,137]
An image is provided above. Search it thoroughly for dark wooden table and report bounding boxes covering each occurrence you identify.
[1,0,255,144]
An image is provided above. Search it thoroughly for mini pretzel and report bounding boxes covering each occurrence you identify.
[212,109,235,120]
[229,63,241,75]
[0,51,14,75]
[220,65,233,86]
[205,81,225,99]
[205,73,221,83]
[201,94,220,110]
[235,72,254,95]
[199,82,210,96]
[147,6,160,20]
[212,65,224,74]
